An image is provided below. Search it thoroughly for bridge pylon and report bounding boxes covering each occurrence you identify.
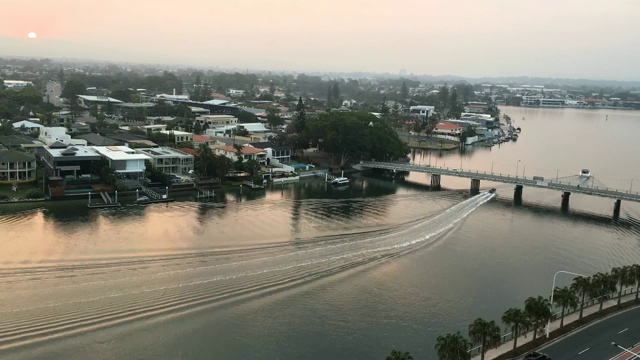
[470,179,480,195]
[430,174,441,190]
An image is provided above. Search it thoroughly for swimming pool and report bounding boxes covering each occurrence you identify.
[290,164,315,170]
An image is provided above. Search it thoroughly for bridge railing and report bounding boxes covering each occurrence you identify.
[361,161,640,196]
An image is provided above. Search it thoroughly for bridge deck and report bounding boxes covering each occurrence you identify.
[359,161,640,203]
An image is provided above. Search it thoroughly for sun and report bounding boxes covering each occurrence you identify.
[27,32,37,39]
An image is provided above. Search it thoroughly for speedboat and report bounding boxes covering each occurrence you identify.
[579,169,591,178]
[489,188,496,194]
[330,177,349,187]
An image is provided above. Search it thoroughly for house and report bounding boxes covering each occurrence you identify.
[215,145,267,165]
[342,99,358,108]
[177,148,199,157]
[76,95,123,109]
[228,89,245,97]
[155,94,190,102]
[0,149,37,184]
[90,146,151,179]
[70,122,91,134]
[195,114,238,127]
[3,80,33,89]
[12,120,43,132]
[39,127,88,146]
[159,130,193,143]
[0,135,45,153]
[75,133,120,146]
[135,147,194,175]
[248,142,292,164]
[409,105,435,119]
[193,134,214,147]
[434,122,463,135]
[464,102,488,113]
[238,123,269,133]
[42,143,101,178]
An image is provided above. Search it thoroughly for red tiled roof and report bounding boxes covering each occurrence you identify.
[436,122,463,130]
[178,148,199,157]
[218,145,266,155]
[193,135,211,142]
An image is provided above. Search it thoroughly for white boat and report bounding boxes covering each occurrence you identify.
[330,177,349,186]
[579,169,591,178]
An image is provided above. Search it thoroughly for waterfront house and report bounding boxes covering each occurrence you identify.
[433,122,463,135]
[0,149,37,184]
[90,146,151,179]
[248,142,292,164]
[42,143,101,178]
[464,102,488,113]
[215,145,267,165]
[135,147,194,175]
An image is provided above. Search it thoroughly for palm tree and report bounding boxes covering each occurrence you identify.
[468,318,501,360]
[435,331,471,360]
[553,286,579,327]
[385,349,414,360]
[571,276,592,320]
[632,264,640,301]
[502,308,530,349]
[589,272,618,311]
[611,266,635,305]
[524,296,551,340]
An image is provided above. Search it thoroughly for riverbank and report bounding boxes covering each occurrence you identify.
[407,139,459,150]
[474,288,640,359]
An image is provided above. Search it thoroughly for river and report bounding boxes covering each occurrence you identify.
[0,107,639,359]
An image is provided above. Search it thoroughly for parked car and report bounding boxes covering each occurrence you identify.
[524,351,551,360]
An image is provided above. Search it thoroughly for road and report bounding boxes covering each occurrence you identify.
[540,306,640,360]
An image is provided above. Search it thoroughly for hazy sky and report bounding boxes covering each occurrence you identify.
[1,0,639,80]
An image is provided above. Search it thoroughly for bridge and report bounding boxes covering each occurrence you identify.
[357,161,640,217]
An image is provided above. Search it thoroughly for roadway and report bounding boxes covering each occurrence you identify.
[539,305,640,359]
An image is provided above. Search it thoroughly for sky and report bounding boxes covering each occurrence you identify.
[1,0,639,80]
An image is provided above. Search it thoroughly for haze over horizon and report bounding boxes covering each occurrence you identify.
[1,0,639,81]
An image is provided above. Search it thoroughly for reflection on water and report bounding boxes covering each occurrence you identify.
[0,107,640,359]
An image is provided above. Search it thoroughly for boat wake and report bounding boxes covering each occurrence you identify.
[0,192,494,351]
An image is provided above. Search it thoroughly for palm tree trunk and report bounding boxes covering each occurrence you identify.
[560,305,566,327]
[636,282,639,301]
[481,339,486,360]
[599,298,604,312]
[532,322,538,340]
[618,281,623,305]
[513,328,518,350]
[579,292,586,319]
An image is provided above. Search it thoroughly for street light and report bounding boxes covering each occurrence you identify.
[516,160,521,178]
[611,342,640,359]
[546,270,587,338]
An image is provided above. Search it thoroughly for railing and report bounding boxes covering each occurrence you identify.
[466,287,639,357]
[360,161,640,199]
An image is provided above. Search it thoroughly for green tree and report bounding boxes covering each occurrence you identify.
[501,308,530,350]
[400,81,409,102]
[61,77,86,101]
[435,331,471,360]
[385,349,414,360]
[631,264,640,301]
[236,110,258,124]
[294,96,307,133]
[332,82,341,105]
[193,121,202,135]
[468,318,501,360]
[589,272,618,311]
[266,107,283,128]
[571,276,592,320]
[611,266,635,305]
[524,296,551,340]
[326,85,333,107]
[553,286,578,328]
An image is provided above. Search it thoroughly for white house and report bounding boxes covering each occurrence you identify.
[90,146,150,179]
[248,142,292,164]
[433,122,463,135]
[159,130,193,143]
[3,80,33,89]
[76,95,123,109]
[39,127,88,146]
[409,105,435,119]
[135,147,194,175]
[228,89,245,97]
[215,145,267,165]
[12,120,44,132]
[196,115,238,127]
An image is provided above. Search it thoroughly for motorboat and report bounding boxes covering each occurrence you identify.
[579,169,591,178]
[330,177,349,187]
[136,196,150,202]
[489,188,497,194]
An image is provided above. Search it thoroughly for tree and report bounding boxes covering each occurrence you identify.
[61,77,86,101]
[524,296,551,340]
[501,308,530,349]
[385,350,414,360]
[400,81,409,102]
[632,264,640,301]
[326,86,333,107]
[332,82,341,105]
[236,110,258,124]
[589,272,618,311]
[435,331,471,360]
[611,266,635,305]
[571,276,591,320]
[468,318,501,360]
[193,121,202,135]
[293,96,307,133]
[266,107,283,128]
[553,286,578,328]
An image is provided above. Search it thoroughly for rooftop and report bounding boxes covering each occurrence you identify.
[12,120,43,129]
[91,146,151,161]
[177,148,199,157]
[75,133,120,146]
[45,145,101,159]
[193,135,211,142]
[77,95,123,103]
[160,130,192,136]
[218,145,266,155]
[0,149,36,163]
[436,122,463,130]
[136,147,194,158]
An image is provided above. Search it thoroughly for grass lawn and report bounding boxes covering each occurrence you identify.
[0,184,43,200]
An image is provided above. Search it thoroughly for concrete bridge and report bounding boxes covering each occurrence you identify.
[357,161,640,218]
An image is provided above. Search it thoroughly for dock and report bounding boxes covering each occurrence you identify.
[136,187,175,204]
[87,191,121,209]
